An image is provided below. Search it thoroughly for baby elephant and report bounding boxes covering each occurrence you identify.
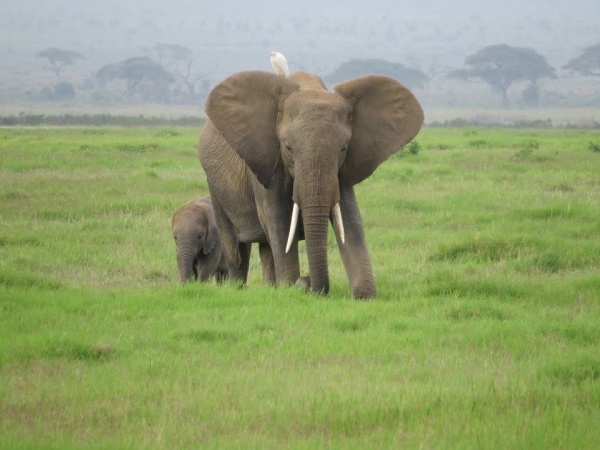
[172,197,227,283]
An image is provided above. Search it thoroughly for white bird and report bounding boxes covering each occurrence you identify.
[270,51,290,77]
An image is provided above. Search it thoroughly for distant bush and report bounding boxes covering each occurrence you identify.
[155,129,180,137]
[407,140,421,155]
[54,82,76,99]
[513,141,540,159]
[588,142,600,152]
[425,118,600,129]
[427,118,555,129]
[0,114,205,127]
[468,139,490,148]
[395,140,420,157]
[37,87,54,101]
[115,142,159,152]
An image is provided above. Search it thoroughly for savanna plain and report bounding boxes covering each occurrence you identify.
[0,125,599,449]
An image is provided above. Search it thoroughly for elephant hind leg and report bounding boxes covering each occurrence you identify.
[210,196,252,284]
[221,238,252,284]
[221,242,252,284]
[214,269,228,284]
[259,243,276,285]
[229,242,252,283]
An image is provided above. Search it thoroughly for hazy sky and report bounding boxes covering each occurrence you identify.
[6,0,600,17]
[2,0,599,85]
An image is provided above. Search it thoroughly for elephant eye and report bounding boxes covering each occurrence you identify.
[286,145,292,153]
[341,146,348,153]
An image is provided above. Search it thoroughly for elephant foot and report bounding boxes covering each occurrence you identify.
[351,284,377,300]
[295,276,329,295]
[295,277,376,299]
[295,276,311,291]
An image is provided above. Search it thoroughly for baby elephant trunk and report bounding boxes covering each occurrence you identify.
[177,244,197,283]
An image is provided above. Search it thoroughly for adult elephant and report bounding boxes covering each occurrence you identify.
[199,70,423,298]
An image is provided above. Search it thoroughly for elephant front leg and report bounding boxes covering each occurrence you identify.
[255,182,301,286]
[197,250,225,283]
[332,185,376,299]
[196,264,212,282]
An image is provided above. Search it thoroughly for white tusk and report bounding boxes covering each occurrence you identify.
[333,203,345,244]
[285,203,300,253]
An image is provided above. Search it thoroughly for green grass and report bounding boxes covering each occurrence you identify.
[1,127,599,448]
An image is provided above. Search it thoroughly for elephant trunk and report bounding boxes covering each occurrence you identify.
[302,205,331,295]
[177,245,196,283]
[293,154,341,294]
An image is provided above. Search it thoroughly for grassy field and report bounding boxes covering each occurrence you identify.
[1,126,599,448]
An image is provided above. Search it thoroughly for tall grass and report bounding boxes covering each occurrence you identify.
[1,127,599,448]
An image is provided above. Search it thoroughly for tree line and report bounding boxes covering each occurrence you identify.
[36,44,210,104]
[36,43,600,107]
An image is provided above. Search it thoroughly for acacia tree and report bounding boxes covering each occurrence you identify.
[563,43,600,78]
[449,44,556,107]
[146,43,208,101]
[406,53,449,90]
[151,43,192,68]
[96,57,174,100]
[37,48,84,81]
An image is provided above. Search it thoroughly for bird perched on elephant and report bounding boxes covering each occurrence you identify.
[199,70,424,298]
[270,51,290,77]
[171,197,227,283]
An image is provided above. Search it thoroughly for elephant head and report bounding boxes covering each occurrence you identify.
[205,70,423,294]
[172,198,220,283]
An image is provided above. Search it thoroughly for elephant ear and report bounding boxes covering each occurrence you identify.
[194,198,219,255]
[334,76,424,186]
[202,212,220,255]
[205,71,300,188]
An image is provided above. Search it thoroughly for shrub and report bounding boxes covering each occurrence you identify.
[469,139,489,148]
[588,142,600,152]
[513,141,540,159]
[394,140,421,158]
[54,82,76,98]
[407,140,421,155]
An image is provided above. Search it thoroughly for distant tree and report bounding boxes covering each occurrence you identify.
[406,53,449,90]
[174,60,209,101]
[563,43,600,78]
[96,57,174,99]
[150,43,193,68]
[324,59,428,89]
[449,44,556,107]
[144,43,207,102]
[37,48,84,81]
